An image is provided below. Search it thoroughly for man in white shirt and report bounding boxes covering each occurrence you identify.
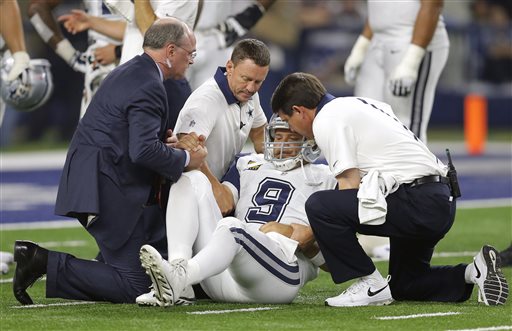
[269,72,508,307]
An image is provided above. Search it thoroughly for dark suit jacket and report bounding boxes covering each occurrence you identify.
[55,53,187,249]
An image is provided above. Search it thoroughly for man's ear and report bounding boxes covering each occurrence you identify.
[292,105,304,117]
[226,60,234,74]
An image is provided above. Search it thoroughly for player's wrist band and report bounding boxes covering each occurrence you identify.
[114,45,122,59]
[310,251,325,267]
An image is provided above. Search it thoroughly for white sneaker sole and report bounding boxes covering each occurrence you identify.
[476,245,509,306]
[139,245,177,307]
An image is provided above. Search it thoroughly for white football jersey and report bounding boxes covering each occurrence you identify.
[367,0,449,50]
[119,0,199,64]
[313,96,448,181]
[174,67,267,179]
[226,154,337,226]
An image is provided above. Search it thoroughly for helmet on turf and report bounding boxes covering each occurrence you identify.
[264,114,321,171]
[1,58,53,112]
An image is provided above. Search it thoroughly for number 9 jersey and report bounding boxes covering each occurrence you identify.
[222,154,337,227]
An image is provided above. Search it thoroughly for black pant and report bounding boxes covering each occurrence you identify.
[306,183,473,302]
[46,205,167,303]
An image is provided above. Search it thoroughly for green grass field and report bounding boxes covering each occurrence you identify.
[1,206,511,331]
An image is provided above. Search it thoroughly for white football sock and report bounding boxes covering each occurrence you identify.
[188,225,239,285]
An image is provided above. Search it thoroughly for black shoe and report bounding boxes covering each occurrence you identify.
[13,240,48,305]
[499,244,512,267]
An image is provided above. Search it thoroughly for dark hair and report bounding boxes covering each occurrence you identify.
[271,72,326,116]
[143,18,185,49]
[231,38,270,67]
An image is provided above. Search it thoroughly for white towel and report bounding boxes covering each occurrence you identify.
[265,232,299,263]
[357,170,398,225]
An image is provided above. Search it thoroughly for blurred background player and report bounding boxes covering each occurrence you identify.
[139,115,336,306]
[0,0,53,273]
[28,0,123,117]
[344,0,449,144]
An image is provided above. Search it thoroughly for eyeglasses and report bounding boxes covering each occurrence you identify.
[175,45,197,60]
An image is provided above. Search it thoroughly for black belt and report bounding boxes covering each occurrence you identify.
[408,175,450,188]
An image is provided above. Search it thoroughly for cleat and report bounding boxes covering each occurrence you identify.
[139,245,189,307]
[472,245,509,305]
[325,274,393,307]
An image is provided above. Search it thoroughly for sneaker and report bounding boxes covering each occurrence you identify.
[136,286,195,307]
[1,262,8,275]
[472,245,509,305]
[0,251,14,264]
[499,244,512,267]
[325,275,393,307]
[139,245,188,307]
[136,289,159,307]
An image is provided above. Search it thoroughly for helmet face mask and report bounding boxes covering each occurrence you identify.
[1,58,53,112]
[264,114,320,171]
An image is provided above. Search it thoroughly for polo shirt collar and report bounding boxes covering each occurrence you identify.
[316,93,336,115]
[214,67,239,105]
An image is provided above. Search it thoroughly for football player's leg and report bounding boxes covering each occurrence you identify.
[166,170,221,261]
[191,217,301,303]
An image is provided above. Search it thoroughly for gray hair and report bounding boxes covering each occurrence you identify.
[142,18,186,50]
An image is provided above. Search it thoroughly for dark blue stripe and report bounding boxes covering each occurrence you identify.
[230,228,300,285]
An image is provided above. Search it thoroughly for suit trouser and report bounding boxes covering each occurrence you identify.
[46,205,166,303]
[306,182,474,302]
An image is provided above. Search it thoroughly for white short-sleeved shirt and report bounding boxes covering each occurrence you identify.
[174,67,267,179]
[118,1,199,64]
[367,0,449,50]
[312,95,447,182]
[223,154,337,226]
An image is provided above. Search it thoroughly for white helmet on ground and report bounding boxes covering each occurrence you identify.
[1,58,53,112]
[264,114,321,171]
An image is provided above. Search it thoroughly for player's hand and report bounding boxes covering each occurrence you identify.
[6,51,30,81]
[185,145,207,171]
[260,221,294,238]
[344,35,370,86]
[290,223,315,251]
[58,10,91,34]
[211,3,265,48]
[93,44,117,66]
[388,44,425,97]
[176,132,206,152]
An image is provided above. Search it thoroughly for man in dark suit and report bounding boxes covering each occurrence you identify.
[12,17,207,304]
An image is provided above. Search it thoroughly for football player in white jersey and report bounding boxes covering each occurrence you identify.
[28,0,123,118]
[270,72,508,307]
[139,114,337,306]
[344,0,449,143]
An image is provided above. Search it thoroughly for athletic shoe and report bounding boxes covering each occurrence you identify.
[139,245,188,307]
[325,274,393,307]
[371,244,390,261]
[472,245,509,305]
[499,244,512,267]
[1,262,8,275]
[136,286,196,307]
[0,251,14,264]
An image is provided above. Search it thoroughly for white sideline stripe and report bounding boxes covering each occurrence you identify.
[446,326,512,331]
[11,301,96,309]
[457,198,511,209]
[1,220,81,231]
[39,240,87,248]
[1,276,46,284]
[372,250,478,262]
[187,307,278,315]
[375,312,461,320]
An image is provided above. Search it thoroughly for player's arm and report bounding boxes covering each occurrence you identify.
[200,161,236,216]
[0,0,30,81]
[336,168,360,190]
[27,0,87,73]
[58,9,126,41]
[344,19,373,86]
[249,124,265,154]
[261,222,329,271]
[134,0,156,35]
[389,0,444,96]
